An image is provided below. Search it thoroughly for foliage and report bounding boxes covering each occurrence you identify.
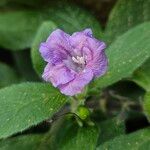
[0,0,150,149]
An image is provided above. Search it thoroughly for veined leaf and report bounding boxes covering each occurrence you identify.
[91,22,150,90]
[104,0,150,92]
[97,128,150,150]
[105,0,150,43]
[0,82,66,139]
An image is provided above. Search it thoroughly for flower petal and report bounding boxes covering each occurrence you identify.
[42,63,75,87]
[39,29,72,64]
[59,69,93,96]
[87,50,108,77]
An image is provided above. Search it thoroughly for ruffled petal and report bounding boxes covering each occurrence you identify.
[39,29,71,64]
[42,63,75,87]
[87,50,108,77]
[59,69,93,96]
[70,29,93,56]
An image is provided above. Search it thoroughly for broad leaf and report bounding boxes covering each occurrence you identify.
[0,62,18,88]
[0,10,48,50]
[97,128,150,150]
[97,118,125,145]
[0,82,66,139]
[132,59,150,92]
[91,22,150,90]
[104,0,150,92]
[31,21,57,76]
[105,0,150,43]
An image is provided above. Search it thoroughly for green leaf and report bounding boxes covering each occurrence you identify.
[97,128,150,150]
[0,118,99,150]
[0,2,102,51]
[132,59,150,92]
[97,118,125,145]
[91,22,150,90]
[143,92,150,120]
[105,0,150,43]
[0,10,47,50]
[0,133,51,150]
[0,82,66,139]
[0,62,18,88]
[46,2,102,38]
[0,118,64,150]
[52,120,99,150]
[103,0,150,93]
[31,21,57,76]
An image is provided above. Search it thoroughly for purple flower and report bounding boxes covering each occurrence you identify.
[39,28,108,96]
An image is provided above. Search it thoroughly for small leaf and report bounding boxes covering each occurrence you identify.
[132,59,150,92]
[97,128,150,150]
[31,21,57,76]
[105,0,150,43]
[0,62,18,88]
[91,22,150,90]
[0,82,66,139]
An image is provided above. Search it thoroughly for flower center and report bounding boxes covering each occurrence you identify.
[72,56,86,65]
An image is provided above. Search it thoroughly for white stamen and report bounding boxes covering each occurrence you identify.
[72,56,86,65]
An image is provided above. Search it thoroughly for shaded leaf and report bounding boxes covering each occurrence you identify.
[105,0,150,43]
[97,118,125,145]
[0,10,47,50]
[97,128,150,150]
[46,2,102,38]
[0,62,18,88]
[0,82,66,139]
